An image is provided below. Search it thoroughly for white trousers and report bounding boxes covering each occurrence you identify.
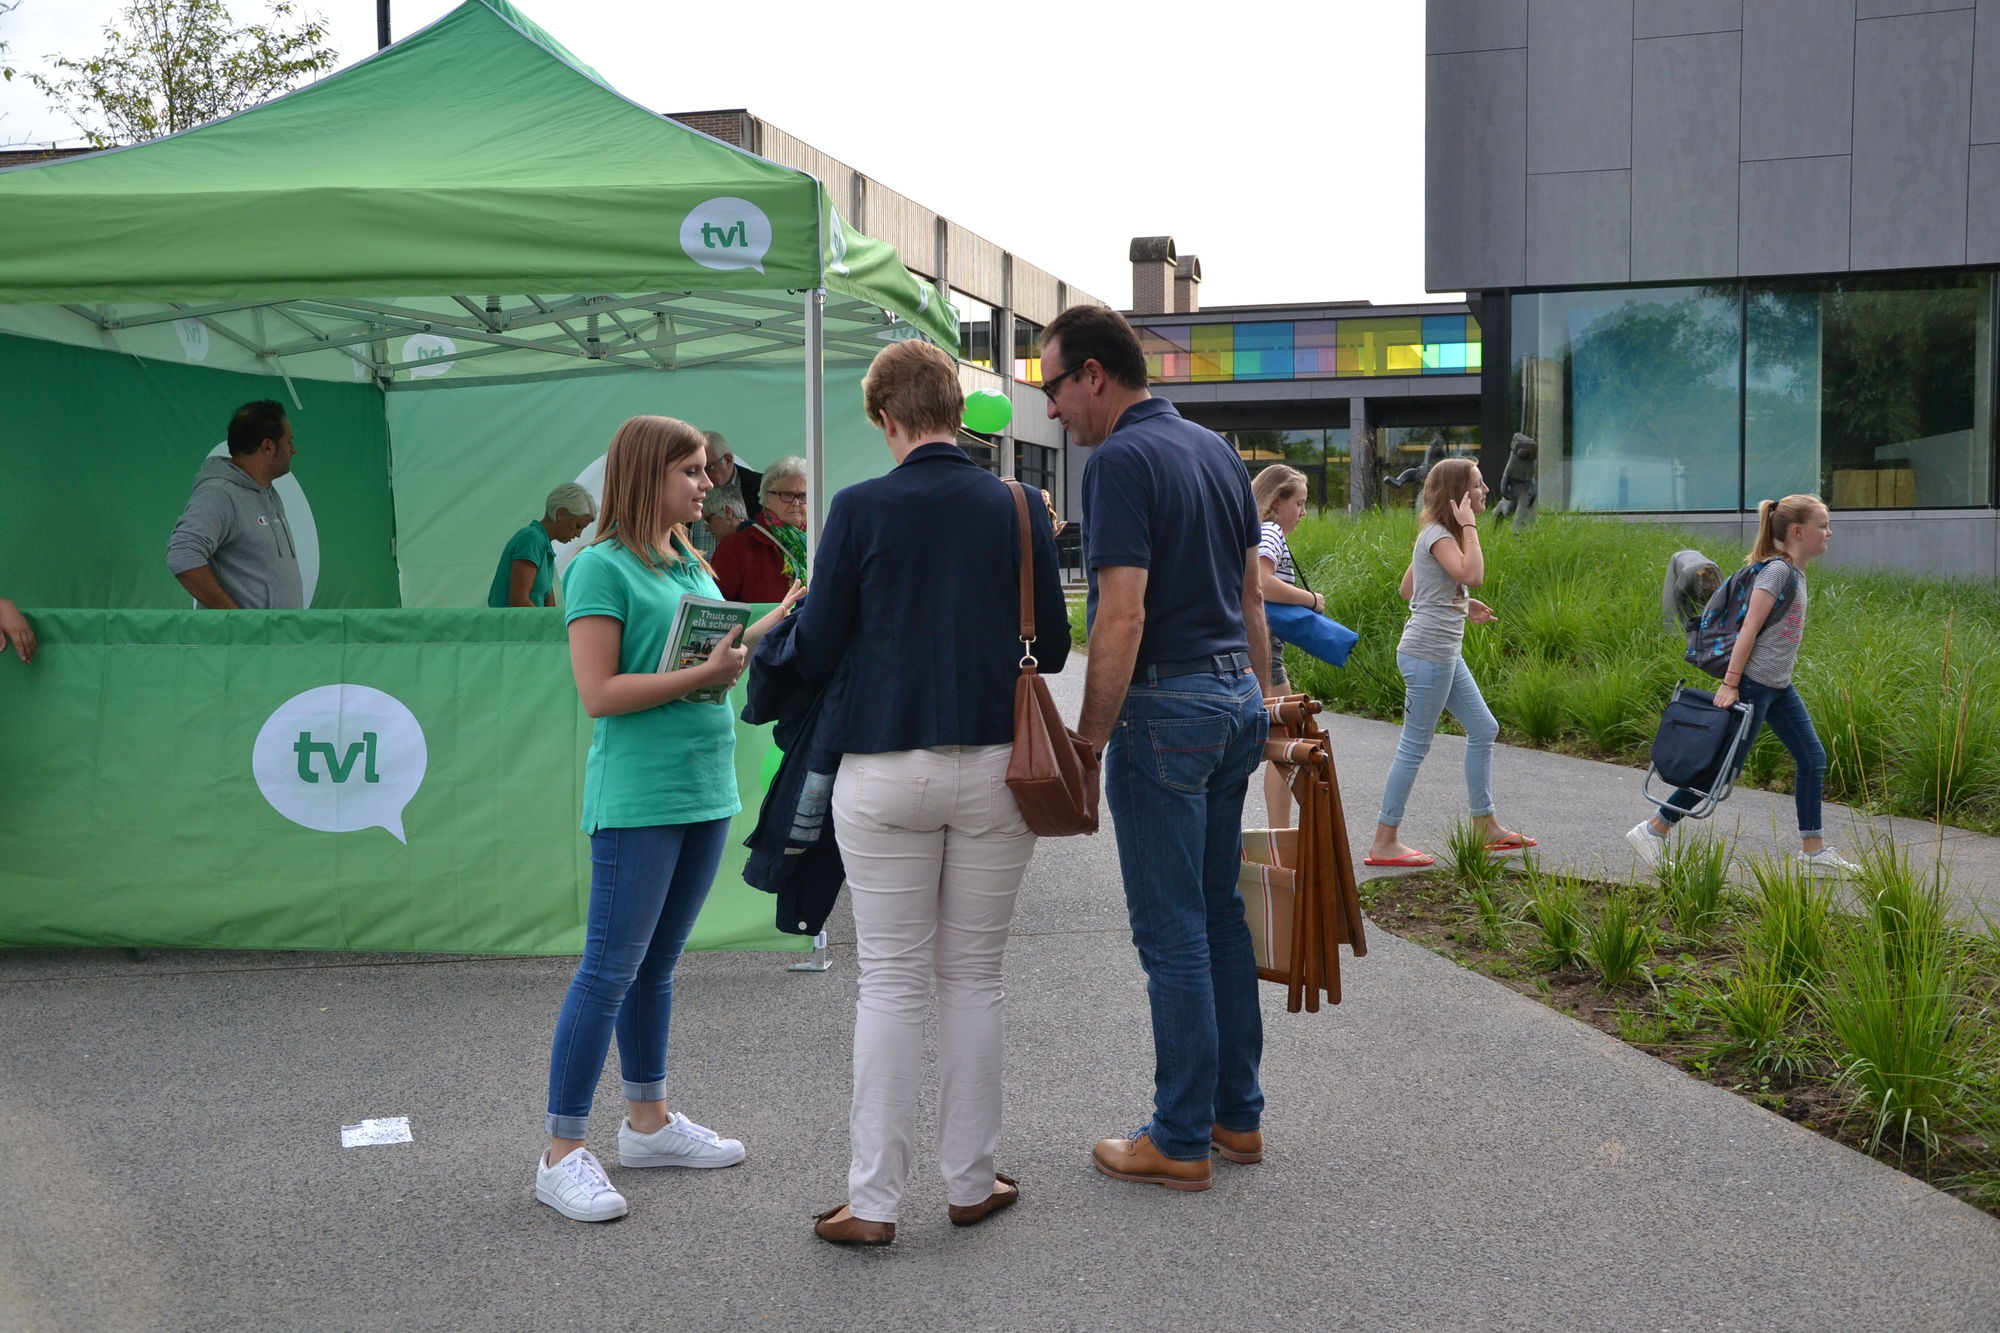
[832,744,1036,1222]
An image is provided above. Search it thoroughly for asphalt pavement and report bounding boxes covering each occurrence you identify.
[2,665,1996,1332]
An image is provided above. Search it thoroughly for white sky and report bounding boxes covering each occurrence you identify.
[0,0,1449,309]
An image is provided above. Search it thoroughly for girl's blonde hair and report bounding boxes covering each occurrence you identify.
[588,415,713,574]
[1749,493,1826,564]
[1418,457,1482,539]
[1251,464,1308,521]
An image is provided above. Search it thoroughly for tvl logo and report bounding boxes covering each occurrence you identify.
[681,197,772,274]
[254,685,427,842]
[701,220,750,249]
[294,731,381,784]
[401,333,458,379]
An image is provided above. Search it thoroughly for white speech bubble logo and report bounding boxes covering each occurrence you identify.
[552,453,607,577]
[402,333,458,379]
[174,318,211,362]
[254,685,427,843]
[825,202,851,277]
[681,197,772,274]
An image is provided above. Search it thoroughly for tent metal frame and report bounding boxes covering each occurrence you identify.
[52,288,897,382]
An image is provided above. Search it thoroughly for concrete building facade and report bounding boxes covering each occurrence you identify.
[1122,237,1483,512]
[1427,0,2000,578]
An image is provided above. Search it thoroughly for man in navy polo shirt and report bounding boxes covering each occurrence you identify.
[1044,304,1270,1193]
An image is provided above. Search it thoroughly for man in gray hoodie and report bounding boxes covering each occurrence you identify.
[166,401,305,610]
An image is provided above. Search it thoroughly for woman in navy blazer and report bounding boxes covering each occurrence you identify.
[791,339,1068,1246]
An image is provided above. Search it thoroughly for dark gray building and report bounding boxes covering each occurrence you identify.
[1427,0,2000,577]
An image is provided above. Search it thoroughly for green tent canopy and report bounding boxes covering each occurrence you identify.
[0,0,964,956]
[0,0,957,381]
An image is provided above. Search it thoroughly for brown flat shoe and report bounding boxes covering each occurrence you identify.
[947,1173,1019,1227]
[1092,1132,1212,1191]
[1210,1124,1263,1164]
[812,1204,894,1246]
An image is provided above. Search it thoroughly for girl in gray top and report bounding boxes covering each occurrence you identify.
[1627,494,1860,876]
[1366,459,1534,867]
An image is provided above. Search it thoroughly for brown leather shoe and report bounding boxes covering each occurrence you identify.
[947,1172,1019,1227]
[1210,1124,1263,1164]
[1092,1132,1212,1191]
[812,1204,894,1246]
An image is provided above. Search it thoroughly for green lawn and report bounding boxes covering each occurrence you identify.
[1071,508,2000,834]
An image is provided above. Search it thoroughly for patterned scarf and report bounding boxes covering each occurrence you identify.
[754,508,809,583]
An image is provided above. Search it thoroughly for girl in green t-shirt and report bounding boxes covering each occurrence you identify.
[534,415,800,1224]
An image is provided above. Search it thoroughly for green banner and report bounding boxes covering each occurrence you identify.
[0,609,803,955]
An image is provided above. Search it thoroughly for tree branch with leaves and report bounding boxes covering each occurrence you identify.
[29,0,336,148]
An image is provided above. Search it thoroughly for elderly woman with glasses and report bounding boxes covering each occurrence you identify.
[711,455,809,602]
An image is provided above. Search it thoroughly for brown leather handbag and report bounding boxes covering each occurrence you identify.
[1001,482,1100,836]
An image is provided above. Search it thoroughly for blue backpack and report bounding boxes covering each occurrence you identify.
[1684,558,1797,679]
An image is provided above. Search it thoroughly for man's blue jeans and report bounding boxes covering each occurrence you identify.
[1104,665,1270,1161]
[1659,679,1826,837]
[545,818,731,1138]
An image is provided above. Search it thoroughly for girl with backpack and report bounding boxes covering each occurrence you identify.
[1365,458,1534,868]
[1626,493,1859,875]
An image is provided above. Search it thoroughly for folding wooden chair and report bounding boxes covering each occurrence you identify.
[1240,693,1367,1013]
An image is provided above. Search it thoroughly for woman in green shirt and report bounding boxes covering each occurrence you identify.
[534,415,800,1224]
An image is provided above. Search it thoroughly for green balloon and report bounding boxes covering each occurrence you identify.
[963,390,1012,435]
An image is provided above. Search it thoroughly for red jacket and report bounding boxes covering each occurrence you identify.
[711,524,793,602]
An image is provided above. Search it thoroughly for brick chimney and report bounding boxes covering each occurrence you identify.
[1173,254,1202,314]
[1129,236,1177,314]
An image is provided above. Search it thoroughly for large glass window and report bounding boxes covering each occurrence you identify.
[1013,316,1044,384]
[1747,273,1991,509]
[1514,273,1993,512]
[1512,286,1742,511]
[952,290,994,370]
[1376,426,1481,506]
[1228,428,1369,513]
[1016,442,1057,495]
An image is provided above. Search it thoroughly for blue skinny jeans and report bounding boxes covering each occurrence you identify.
[1659,679,1825,837]
[1375,651,1500,828]
[545,818,730,1138]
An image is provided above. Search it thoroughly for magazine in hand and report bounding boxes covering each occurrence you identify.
[658,594,754,704]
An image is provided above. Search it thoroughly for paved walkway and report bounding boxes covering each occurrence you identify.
[2,666,1995,1331]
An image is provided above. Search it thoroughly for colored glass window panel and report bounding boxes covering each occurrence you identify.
[1336,317,1420,377]
[1140,324,1192,382]
[1190,323,1233,382]
[1233,322,1293,381]
[1294,320,1339,377]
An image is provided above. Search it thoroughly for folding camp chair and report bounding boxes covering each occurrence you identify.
[1240,693,1367,1013]
[1641,682,1756,820]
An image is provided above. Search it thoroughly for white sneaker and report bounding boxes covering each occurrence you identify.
[618,1112,746,1169]
[1625,820,1666,871]
[536,1146,628,1222]
[1798,847,1862,876]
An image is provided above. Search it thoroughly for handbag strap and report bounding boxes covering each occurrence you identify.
[1004,481,1038,665]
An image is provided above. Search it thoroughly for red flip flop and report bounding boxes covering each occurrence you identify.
[1483,834,1538,852]
[1362,850,1435,867]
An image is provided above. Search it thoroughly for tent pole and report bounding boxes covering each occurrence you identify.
[804,288,825,567]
